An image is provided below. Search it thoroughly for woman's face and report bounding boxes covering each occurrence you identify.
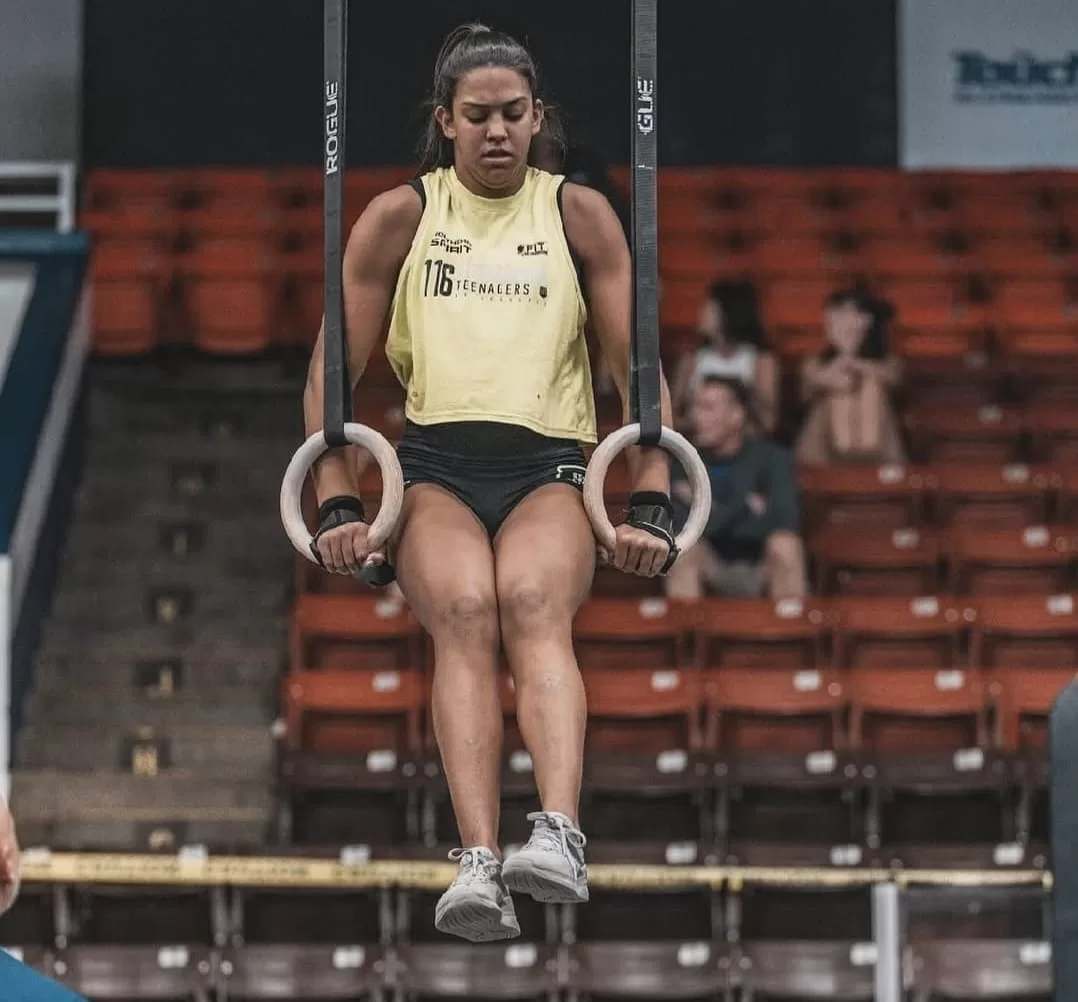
[697,297,727,347]
[825,299,871,356]
[436,66,542,195]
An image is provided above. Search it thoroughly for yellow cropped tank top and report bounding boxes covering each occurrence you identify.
[385,166,596,443]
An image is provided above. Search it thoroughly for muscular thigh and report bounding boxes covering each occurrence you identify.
[493,484,596,633]
[392,484,498,641]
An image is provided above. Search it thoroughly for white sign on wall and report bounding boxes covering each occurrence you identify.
[899,0,1078,168]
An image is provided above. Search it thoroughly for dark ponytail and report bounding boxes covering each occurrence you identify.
[416,22,567,173]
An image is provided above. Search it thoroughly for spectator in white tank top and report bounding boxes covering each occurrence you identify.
[672,280,778,432]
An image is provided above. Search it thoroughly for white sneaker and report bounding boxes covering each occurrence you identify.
[502,811,589,904]
[434,847,520,942]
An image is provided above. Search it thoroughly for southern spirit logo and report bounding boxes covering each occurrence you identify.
[324,81,341,175]
[636,77,655,135]
[429,231,472,255]
[423,257,551,304]
[517,241,548,257]
[953,50,1078,104]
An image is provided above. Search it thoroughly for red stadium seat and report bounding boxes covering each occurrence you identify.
[991,669,1078,752]
[799,464,934,531]
[932,463,1061,529]
[904,403,1023,464]
[849,666,988,755]
[811,525,942,596]
[177,235,281,354]
[972,594,1078,669]
[832,594,968,669]
[948,525,1077,595]
[89,238,168,355]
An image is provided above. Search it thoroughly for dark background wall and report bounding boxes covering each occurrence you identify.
[1,0,81,160]
[82,0,896,169]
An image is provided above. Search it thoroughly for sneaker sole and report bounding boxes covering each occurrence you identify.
[502,857,589,904]
[435,895,520,942]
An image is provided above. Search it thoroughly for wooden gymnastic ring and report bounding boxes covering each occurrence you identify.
[583,422,713,561]
[280,424,404,564]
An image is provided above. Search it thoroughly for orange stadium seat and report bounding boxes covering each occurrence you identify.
[752,234,853,280]
[848,665,988,754]
[84,168,177,203]
[279,240,324,345]
[290,593,423,674]
[287,594,424,756]
[661,239,752,283]
[959,193,1060,238]
[975,234,1074,280]
[283,663,424,757]
[272,166,323,202]
[180,200,281,238]
[1000,329,1078,409]
[177,235,280,353]
[761,279,833,328]
[948,525,1077,595]
[572,597,691,672]
[704,663,846,754]
[799,464,934,531]
[991,668,1078,753]
[904,402,1023,464]
[659,279,709,336]
[879,279,980,329]
[89,238,168,355]
[864,236,960,282]
[753,195,845,236]
[972,593,1078,669]
[995,277,1076,331]
[173,168,275,209]
[1026,401,1078,464]
[584,664,704,753]
[832,594,968,669]
[932,463,1061,529]
[694,598,828,671]
[811,526,943,597]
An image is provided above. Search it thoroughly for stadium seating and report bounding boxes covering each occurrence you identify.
[28,164,1075,998]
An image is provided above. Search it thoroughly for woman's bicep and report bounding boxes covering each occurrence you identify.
[341,185,423,384]
[562,184,633,398]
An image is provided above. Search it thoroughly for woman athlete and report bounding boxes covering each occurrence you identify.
[303,24,677,943]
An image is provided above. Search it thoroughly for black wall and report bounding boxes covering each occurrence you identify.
[83,0,896,168]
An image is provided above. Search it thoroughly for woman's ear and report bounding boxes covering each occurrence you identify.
[435,105,456,141]
[531,98,544,137]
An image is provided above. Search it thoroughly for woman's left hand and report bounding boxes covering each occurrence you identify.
[601,522,671,577]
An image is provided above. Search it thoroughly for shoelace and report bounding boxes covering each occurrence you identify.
[448,846,499,883]
[525,811,587,860]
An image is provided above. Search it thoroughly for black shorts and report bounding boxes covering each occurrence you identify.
[397,420,587,538]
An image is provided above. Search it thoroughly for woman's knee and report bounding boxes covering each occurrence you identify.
[432,590,500,648]
[497,577,573,642]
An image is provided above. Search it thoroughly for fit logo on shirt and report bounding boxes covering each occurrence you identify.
[517,241,548,257]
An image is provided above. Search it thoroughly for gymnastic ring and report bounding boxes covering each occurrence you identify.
[583,423,713,561]
[280,423,405,565]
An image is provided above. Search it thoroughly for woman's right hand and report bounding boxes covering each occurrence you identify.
[314,521,385,576]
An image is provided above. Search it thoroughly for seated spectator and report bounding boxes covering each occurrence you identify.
[671,280,778,432]
[796,287,904,465]
[666,376,807,600]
